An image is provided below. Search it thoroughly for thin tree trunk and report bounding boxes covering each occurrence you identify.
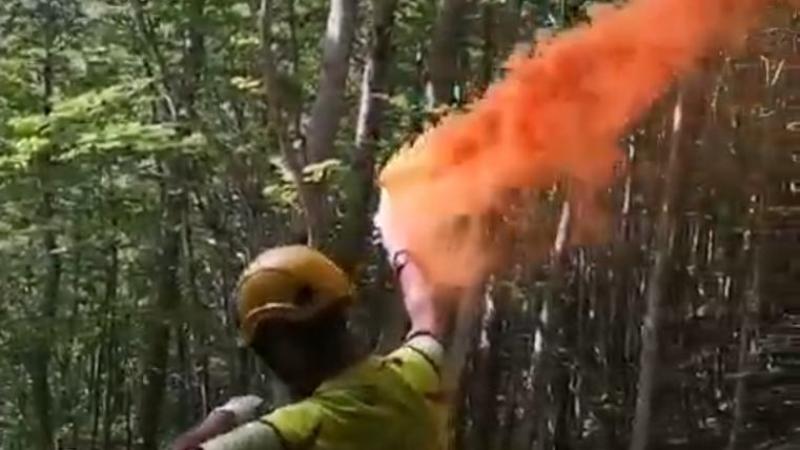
[101,342,117,449]
[176,329,191,427]
[726,228,762,450]
[427,0,470,107]
[198,349,210,415]
[286,0,300,74]
[100,201,120,449]
[600,137,640,448]
[498,0,522,54]
[335,0,398,271]
[125,376,133,450]
[533,201,572,450]
[64,231,86,448]
[473,284,513,450]
[179,214,201,425]
[28,191,59,450]
[26,4,59,447]
[90,346,104,448]
[101,254,119,449]
[137,180,183,449]
[629,88,694,450]
[477,2,495,91]
[726,47,777,450]
[135,0,205,446]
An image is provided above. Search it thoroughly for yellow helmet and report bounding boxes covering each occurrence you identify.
[235,245,354,345]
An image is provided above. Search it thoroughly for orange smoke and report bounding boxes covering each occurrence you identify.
[376,0,771,288]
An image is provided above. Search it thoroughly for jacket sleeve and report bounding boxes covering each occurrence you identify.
[385,333,444,395]
[200,421,283,450]
[261,399,324,450]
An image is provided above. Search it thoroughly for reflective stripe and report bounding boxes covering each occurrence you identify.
[405,335,444,371]
[201,421,282,450]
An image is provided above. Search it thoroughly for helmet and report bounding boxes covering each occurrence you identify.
[235,245,354,345]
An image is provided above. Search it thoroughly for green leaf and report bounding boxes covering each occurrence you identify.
[231,35,260,49]
[269,156,297,184]
[231,76,262,93]
[230,3,251,18]
[302,158,342,183]
[8,115,46,136]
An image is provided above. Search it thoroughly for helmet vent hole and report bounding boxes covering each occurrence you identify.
[295,285,314,306]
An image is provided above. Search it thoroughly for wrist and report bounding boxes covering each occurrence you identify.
[213,395,264,426]
[211,406,239,424]
[405,329,435,340]
[171,411,236,450]
[206,409,238,434]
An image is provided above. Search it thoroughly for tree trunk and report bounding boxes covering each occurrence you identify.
[302,0,359,247]
[179,214,202,425]
[125,376,133,450]
[532,201,572,450]
[726,45,777,450]
[498,0,522,54]
[89,345,104,448]
[101,239,119,450]
[26,4,59,447]
[726,225,763,450]
[258,0,314,247]
[135,0,205,446]
[629,81,705,450]
[176,328,191,427]
[28,191,59,450]
[476,2,495,92]
[427,0,470,107]
[137,179,183,450]
[334,0,398,271]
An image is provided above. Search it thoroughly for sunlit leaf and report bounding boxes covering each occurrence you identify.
[231,76,262,92]
[302,158,342,183]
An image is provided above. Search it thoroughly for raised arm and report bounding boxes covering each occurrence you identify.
[375,188,458,342]
[170,396,266,450]
[171,409,237,450]
[392,251,453,341]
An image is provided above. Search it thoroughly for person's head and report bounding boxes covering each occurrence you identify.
[233,245,359,397]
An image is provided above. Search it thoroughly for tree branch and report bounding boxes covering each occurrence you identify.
[301,0,358,247]
[334,0,398,271]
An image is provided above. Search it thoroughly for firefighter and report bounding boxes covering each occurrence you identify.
[171,245,451,450]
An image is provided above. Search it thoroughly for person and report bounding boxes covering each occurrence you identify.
[171,245,452,450]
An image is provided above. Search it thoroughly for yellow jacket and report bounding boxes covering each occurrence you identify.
[202,335,447,450]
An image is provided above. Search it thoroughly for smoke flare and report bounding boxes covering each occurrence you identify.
[376,0,771,289]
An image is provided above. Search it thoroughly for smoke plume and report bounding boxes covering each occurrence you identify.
[376,0,772,288]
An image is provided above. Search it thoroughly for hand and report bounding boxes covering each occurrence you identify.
[170,409,237,450]
[214,395,264,425]
[394,252,453,339]
[375,189,454,339]
[393,252,431,301]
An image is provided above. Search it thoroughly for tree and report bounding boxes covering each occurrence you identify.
[130,0,207,446]
[27,2,60,444]
[299,0,359,248]
[427,0,472,107]
[629,70,712,450]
